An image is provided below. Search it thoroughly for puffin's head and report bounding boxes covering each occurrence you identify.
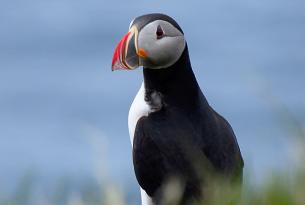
[112,13,186,70]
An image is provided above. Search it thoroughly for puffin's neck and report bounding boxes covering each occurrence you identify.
[143,46,201,108]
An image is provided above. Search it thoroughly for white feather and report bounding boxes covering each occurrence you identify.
[128,82,150,145]
[128,82,154,205]
[140,188,154,205]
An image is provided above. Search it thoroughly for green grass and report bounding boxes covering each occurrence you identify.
[0,161,304,205]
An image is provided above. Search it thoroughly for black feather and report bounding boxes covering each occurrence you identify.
[132,45,243,204]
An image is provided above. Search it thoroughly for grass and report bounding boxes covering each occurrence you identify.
[1,123,304,205]
[0,147,304,205]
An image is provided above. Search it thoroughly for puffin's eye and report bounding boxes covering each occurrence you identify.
[156,25,164,39]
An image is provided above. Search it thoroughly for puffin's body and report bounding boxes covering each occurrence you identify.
[112,13,244,205]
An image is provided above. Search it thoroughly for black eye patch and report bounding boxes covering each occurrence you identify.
[156,25,164,39]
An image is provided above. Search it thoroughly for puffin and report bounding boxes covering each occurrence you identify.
[111,13,244,205]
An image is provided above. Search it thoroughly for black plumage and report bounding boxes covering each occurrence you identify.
[131,13,184,34]
[132,45,244,204]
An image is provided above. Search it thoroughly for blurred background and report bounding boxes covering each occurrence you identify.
[0,0,304,204]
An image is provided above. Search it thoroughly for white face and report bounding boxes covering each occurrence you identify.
[137,20,186,69]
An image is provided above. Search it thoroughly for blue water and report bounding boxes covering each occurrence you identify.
[0,0,304,195]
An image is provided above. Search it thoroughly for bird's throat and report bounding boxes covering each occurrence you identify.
[143,46,201,108]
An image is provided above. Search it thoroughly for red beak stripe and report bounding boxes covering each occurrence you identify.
[111,32,131,70]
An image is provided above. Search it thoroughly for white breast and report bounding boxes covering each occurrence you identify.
[128,82,154,205]
[128,82,150,146]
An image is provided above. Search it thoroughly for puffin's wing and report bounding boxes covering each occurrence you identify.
[206,109,244,178]
[132,109,206,197]
[132,107,244,197]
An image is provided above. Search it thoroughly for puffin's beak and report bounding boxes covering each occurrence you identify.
[111,26,148,71]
